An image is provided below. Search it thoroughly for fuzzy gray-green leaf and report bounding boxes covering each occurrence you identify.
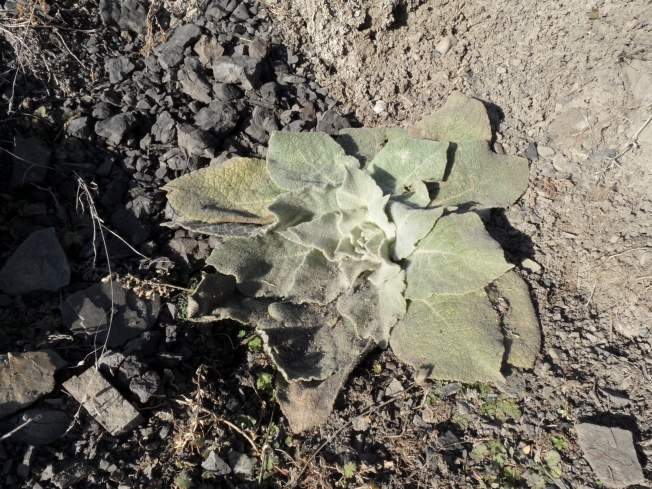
[390,290,505,382]
[487,270,541,368]
[432,140,529,208]
[207,233,309,298]
[337,127,408,168]
[386,201,444,261]
[258,301,367,382]
[369,138,449,198]
[407,91,492,142]
[164,157,282,224]
[267,132,355,190]
[285,249,348,305]
[403,213,513,299]
[337,271,406,348]
[268,184,339,231]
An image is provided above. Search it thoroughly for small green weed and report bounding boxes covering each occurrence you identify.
[175,470,194,489]
[256,372,276,401]
[372,363,382,374]
[551,436,568,451]
[477,396,521,422]
[452,412,470,430]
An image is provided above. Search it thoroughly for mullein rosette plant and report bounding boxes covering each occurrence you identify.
[164,92,541,432]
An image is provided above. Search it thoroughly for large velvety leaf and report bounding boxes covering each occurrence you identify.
[369,138,449,198]
[283,211,341,260]
[267,132,355,190]
[390,290,505,382]
[285,249,348,305]
[432,140,530,208]
[276,340,376,433]
[487,271,541,368]
[163,219,272,237]
[407,91,492,142]
[207,233,309,298]
[164,157,282,224]
[258,301,367,382]
[386,201,444,261]
[268,184,338,231]
[336,164,384,210]
[337,127,408,168]
[404,213,513,300]
[337,271,406,348]
[187,274,273,324]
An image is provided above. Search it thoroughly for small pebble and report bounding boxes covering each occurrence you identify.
[435,34,457,55]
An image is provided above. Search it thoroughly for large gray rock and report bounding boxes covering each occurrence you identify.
[212,55,263,90]
[155,24,203,71]
[111,205,149,246]
[228,452,256,480]
[316,109,351,135]
[212,82,242,101]
[202,451,231,475]
[7,408,71,445]
[157,45,184,70]
[177,123,218,158]
[105,56,135,84]
[60,281,160,347]
[63,368,144,436]
[0,227,70,295]
[576,423,645,488]
[194,101,239,136]
[178,58,212,103]
[193,35,224,66]
[99,0,147,33]
[95,112,137,145]
[51,461,95,489]
[66,116,92,139]
[129,370,162,403]
[0,350,67,420]
[151,111,176,143]
[10,135,52,187]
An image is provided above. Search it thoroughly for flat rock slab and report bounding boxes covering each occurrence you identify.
[7,408,71,445]
[576,423,645,488]
[0,350,67,420]
[51,461,94,489]
[0,227,70,295]
[63,367,143,436]
[10,135,52,187]
[60,281,160,347]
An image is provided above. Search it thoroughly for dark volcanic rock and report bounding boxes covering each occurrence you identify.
[9,135,52,187]
[151,111,176,143]
[178,57,213,103]
[99,0,147,33]
[177,123,218,157]
[60,281,160,347]
[212,82,242,101]
[316,109,351,135]
[111,205,149,246]
[67,116,92,139]
[7,409,71,446]
[157,45,184,70]
[212,55,263,90]
[95,112,137,145]
[105,56,135,84]
[0,227,70,295]
[194,35,225,66]
[129,370,162,403]
[194,100,239,136]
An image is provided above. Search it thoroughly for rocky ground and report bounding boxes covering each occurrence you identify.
[0,0,651,488]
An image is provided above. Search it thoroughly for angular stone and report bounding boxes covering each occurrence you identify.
[576,424,645,488]
[165,24,202,49]
[105,56,135,84]
[193,35,224,66]
[111,205,149,246]
[316,109,351,135]
[212,55,262,90]
[178,58,212,103]
[92,102,113,119]
[157,45,184,70]
[10,135,52,187]
[151,111,176,143]
[212,82,242,101]
[228,452,256,480]
[63,368,144,436]
[95,112,137,145]
[66,116,91,139]
[7,408,70,446]
[60,281,161,348]
[202,451,231,475]
[99,0,147,33]
[0,350,67,420]
[194,100,239,136]
[177,123,218,158]
[129,371,162,403]
[51,461,94,488]
[0,228,70,295]
[249,38,270,59]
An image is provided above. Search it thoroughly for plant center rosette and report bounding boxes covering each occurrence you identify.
[163,92,542,432]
